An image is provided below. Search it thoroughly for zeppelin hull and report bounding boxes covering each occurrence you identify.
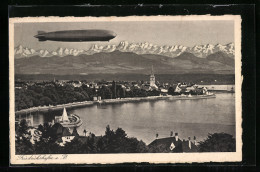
[34,30,117,42]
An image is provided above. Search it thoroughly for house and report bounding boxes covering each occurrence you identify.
[159,87,168,96]
[174,84,182,93]
[193,87,208,95]
[148,133,198,153]
[148,133,183,153]
[125,87,131,92]
[186,86,196,92]
[182,137,199,152]
[76,135,102,145]
[15,125,42,144]
[51,123,78,146]
[27,128,42,144]
[60,128,75,146]
[141,84,151,91]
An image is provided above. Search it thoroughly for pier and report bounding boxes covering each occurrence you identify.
[198,85,235,92]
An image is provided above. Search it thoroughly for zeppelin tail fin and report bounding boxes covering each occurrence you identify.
[34,31,46,41]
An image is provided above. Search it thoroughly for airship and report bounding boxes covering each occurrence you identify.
[34,30,117,42]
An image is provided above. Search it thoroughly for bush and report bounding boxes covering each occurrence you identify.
[198,133,236,152]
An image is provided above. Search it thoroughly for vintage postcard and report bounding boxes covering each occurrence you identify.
[9,15,242,164]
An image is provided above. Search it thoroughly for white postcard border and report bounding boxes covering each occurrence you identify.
[9,15,242,164]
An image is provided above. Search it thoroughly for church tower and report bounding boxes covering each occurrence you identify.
[150,65,156,87]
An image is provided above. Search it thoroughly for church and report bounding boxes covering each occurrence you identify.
[149,65,158,90]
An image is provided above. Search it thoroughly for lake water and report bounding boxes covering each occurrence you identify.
[26,93,235,144]
[72,93,235,144]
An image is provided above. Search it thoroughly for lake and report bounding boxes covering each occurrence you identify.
[26,93,235,145]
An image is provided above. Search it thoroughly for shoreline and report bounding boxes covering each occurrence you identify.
[15,94,216,115]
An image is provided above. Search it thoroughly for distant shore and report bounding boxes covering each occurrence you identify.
[15,73,235,85]
[15,94,218,115]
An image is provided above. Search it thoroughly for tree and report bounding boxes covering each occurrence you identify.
[99,126,148,153]
[63,138,89,154]
[115,128,127,138]
[15,119,35,154]
[17,119,29,137]
[119,87,126,98]
[98,86,112,99]
[147,89,160,96]
[15,122,149,154]
[34,123,61,154]
[168,87,175,95]
[198,133,236,152]
[39,96,53,106]
[16,136,35,154]
[105,125,114,137]
[72,127,79,137]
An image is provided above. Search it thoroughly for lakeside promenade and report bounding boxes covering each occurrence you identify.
[15,96,171,115]
[15,94,216,115]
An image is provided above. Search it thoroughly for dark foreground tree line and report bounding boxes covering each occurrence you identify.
[16,120,148,154]
[15,82,160,111]
[15,120,236,154]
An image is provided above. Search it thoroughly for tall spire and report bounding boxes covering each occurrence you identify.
[62,107,69,123]
[150,65,156,87]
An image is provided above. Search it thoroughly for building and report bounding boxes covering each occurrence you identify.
[149,65,158,90]
[182,137,199,152]
[51,123,78,146]
[55,107,70,124]
[93,97,98,101]
[148,133,198,153]
[150,65,156,87]
[160,88,168,93]
[174,84,182,93]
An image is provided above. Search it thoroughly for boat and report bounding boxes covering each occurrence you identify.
[55,107,83,128]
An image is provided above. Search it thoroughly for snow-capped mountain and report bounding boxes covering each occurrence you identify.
[54,47,84,56]
[114,41,189,57]
[14,45,37,58]
[14,45,85,58]
[14,45,52,58]
[85,44,117,55]
[186,43,234,58]
[14,42,235,59]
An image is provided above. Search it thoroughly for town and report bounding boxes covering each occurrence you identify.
[14,68,236,154]
[15,67,217,111]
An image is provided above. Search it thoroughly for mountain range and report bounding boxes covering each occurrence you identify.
[14,42,235,75]
[14,41,234,59]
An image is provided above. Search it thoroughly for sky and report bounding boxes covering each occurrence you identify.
[14,20,234,51]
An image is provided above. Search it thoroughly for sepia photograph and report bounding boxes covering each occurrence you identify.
[9,15,242,164]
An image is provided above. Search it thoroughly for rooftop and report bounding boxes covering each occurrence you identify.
[149,136,198,153]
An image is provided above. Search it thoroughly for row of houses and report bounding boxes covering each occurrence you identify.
[148,132,198,153]
[170,83,208,95]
